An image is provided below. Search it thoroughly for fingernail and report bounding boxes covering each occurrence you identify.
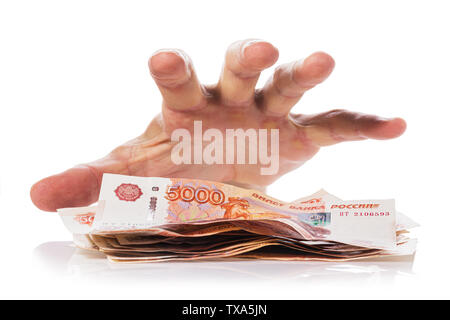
[150,49,191,78]
[240,39,265,59]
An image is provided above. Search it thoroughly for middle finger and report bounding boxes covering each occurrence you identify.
[217,39,279,107]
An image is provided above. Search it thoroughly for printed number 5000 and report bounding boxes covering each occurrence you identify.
[165,185,225,205]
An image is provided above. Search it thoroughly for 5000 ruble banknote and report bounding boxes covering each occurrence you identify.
[58,174,418,263]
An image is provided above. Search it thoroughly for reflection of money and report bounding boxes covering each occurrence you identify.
[58,174,418,263]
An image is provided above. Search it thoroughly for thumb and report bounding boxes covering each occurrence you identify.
[30,164,104,212]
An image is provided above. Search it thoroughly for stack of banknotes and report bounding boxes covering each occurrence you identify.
[59,174,418,263]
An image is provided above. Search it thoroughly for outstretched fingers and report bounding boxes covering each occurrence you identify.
[218,39,279,107]
[291,110,407,146]
[149,49,206,111]
[261,52,335,116]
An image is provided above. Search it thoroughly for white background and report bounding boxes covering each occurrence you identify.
[0,0,449,299]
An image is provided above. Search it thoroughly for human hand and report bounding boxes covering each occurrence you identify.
[30,39,406,211]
